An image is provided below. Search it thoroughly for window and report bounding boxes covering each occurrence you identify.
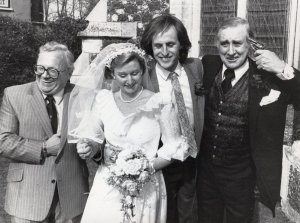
[0,0,10,8]
[199,0,289,61]
[247,0,289,60]
[199,0,237,57]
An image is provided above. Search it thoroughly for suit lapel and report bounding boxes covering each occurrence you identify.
[29,82,53,138]
[184,63,198,119]
[149,66,160,93]
[248,59,263,138]
[57,83,73,156]
[149,62,200,93]
[202,55,223,94]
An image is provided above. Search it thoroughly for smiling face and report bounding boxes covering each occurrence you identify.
[36,51,70,95]
[113,59,143,98]
[152,26,180,72]
[217,24,250,70]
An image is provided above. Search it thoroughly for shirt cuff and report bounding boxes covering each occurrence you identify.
[276,63,295,80]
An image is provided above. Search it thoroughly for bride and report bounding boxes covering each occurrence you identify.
[68,43,196,223]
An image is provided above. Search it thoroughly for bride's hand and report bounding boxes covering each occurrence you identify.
[77,138,100,159]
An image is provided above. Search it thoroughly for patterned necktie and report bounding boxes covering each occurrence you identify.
[169,72,197,155]
[45,95,58,134]
[221,68,235,94]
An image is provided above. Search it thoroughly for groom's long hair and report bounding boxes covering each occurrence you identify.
[141,13,191,64]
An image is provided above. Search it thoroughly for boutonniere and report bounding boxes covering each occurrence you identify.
[259,89,281,106]
[194,82,207,96]
[250,74,270,92]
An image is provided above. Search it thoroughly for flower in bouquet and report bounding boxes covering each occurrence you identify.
[106,148,154,222]
[122,180,138,196]
[138,171,150,181]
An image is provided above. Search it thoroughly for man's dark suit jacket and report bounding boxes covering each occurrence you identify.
[202,54,300,213]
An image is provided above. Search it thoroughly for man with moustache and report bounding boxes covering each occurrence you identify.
[0,42,93,223]
[141,14,205,223]
[197,17,300,223]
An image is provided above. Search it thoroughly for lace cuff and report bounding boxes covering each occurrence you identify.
[157,136,197,161]
[68,128,104,144]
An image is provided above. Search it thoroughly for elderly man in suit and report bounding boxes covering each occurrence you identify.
[197,17,300,223]
[0,42,91,223]
[141,14,205,223]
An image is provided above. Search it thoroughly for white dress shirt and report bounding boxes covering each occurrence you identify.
[222,60,295,86]
[279,63,295,80]
[222,60,249,87]
[156,63,194,127]
[42,89,64,135]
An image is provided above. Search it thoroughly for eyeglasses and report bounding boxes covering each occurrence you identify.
[34,65,66,79]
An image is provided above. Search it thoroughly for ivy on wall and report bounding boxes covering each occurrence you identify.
[0,16,87,90]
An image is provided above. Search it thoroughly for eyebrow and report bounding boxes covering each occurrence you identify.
[219,39,244,44]
[115,70,140,75]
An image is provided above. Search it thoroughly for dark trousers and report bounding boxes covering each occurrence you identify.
[163,157,197,223]
[197,155,255,223]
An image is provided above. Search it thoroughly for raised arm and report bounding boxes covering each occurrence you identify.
[254,49,300,106]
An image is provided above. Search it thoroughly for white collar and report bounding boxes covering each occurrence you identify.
[222,59,249,80]
[156,62,183,81]
[42,88,64,105]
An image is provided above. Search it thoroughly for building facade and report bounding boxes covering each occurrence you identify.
[0,0,43,22]
[171,0,300,69]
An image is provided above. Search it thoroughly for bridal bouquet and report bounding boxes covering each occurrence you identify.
[106,148,155,222]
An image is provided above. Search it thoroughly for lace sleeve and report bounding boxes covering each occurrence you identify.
[68,91,105,144]
[156,103,195,161]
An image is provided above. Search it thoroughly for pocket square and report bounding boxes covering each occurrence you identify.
[259,89,281,106]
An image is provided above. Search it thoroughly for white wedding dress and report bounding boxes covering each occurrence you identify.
[76,90,190,223]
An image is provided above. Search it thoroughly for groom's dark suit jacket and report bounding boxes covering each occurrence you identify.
[201,54,300,213]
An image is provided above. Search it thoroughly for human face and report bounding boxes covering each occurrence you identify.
[113,59,143,98]
[152,26,180,72]
[217,24,250,69]
[36,51,70,95]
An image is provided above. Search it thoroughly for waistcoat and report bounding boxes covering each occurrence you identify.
[201,69,251,166]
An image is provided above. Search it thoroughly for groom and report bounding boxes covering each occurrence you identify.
[0,41,89,222]
[141,14,204,223]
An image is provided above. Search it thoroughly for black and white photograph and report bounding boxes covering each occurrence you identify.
[0,0,300,223]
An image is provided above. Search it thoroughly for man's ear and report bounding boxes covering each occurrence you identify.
[67,68,73,77]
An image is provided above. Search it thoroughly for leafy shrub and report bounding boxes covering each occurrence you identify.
[0,16,37,85]
[0,16,88,89]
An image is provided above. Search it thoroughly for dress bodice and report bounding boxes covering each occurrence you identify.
[71,89,194,162]
[95,90,162,159]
